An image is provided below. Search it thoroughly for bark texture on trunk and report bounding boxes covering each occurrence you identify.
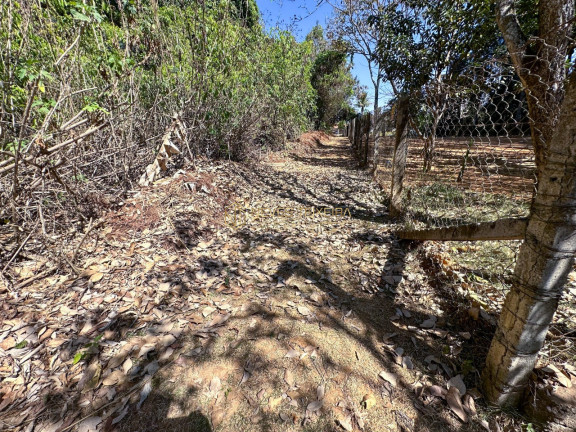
[482,71,576,406]
[390,96,410,218]
[495,0,574,178]
[372,78,381,173]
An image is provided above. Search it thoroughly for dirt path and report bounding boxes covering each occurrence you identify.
[0,136,500,431]
[114,137,479,432]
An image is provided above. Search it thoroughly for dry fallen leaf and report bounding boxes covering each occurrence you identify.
[285,349,299,358]
[0,337,16,350]
[210,376,222,395]
[297,306,311,316]
[122,358,133,374]
[207,313,231,327]
[402,356,414,370]
[361,393,376,410]
[102,370,125,386]
[307,400,323,412]
[420,316,437,329]
[564,363,576,377]
[427,385,447,398]
[202,306,216,317]
[108,344,134,369]
[310,293,323,303]
[79,362,102,392]
[159,334,176,348]
[89,272,104,283]
[336,414,353,431]
[447,374,467,396]
[137,380,152,410]
[446,386,468,422]
[379,370,397,387]
[59,305,76,316]
[317,383,325,400]
[462,394,477,416]
[144,360,159,376]
[138,343,155,358]
[78,416,102,432]
[544,364,573,388]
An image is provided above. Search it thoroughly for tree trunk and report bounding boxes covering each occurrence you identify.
[363,112,371,167]
[390,96,410,218]
[495,0,574,179]
[372,76,381,172]
[482,71,576,407]
[423,134,436,173]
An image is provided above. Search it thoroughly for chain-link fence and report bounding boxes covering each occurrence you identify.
[375,59,535,229]
[349,52,576,356]
[347,112,372,167]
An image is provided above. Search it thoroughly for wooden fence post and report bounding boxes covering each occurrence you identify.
[372,111,380,172]
[349,118,355,143]
[363,113,371,167]
[354,114,361,153]
[350,118,354,143]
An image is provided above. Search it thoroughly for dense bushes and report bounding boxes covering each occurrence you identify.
[0,0,322,236]
[306,25,356,130]
[0,0,315,161]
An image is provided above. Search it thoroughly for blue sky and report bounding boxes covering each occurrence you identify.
[256,0,390,111]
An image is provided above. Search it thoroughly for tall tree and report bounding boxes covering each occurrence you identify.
[328,0,385,120]
[494,0,574,179]
[307,25,355,129]
[482,0,576,407]
[372,0,499,170]
[354,83,370,114]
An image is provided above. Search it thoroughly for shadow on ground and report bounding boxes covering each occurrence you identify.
[11,136,563,432]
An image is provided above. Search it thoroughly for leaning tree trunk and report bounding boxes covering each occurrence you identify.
[372,75,381,173]
[389,96,410,218]
[482,71,576,406]
[496,0,574,179]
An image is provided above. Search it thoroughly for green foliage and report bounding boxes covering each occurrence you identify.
[354,83,370,114]
[73,334,103,364]
[371,0,501,95]
[15,340,28,349]
[1,0,314,159]
[515,0,538,38]
[230,0,260,28]
[308,26,356,129]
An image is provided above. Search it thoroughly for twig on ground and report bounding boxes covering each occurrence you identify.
[1,220,39,274]
[71,218,103,264]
